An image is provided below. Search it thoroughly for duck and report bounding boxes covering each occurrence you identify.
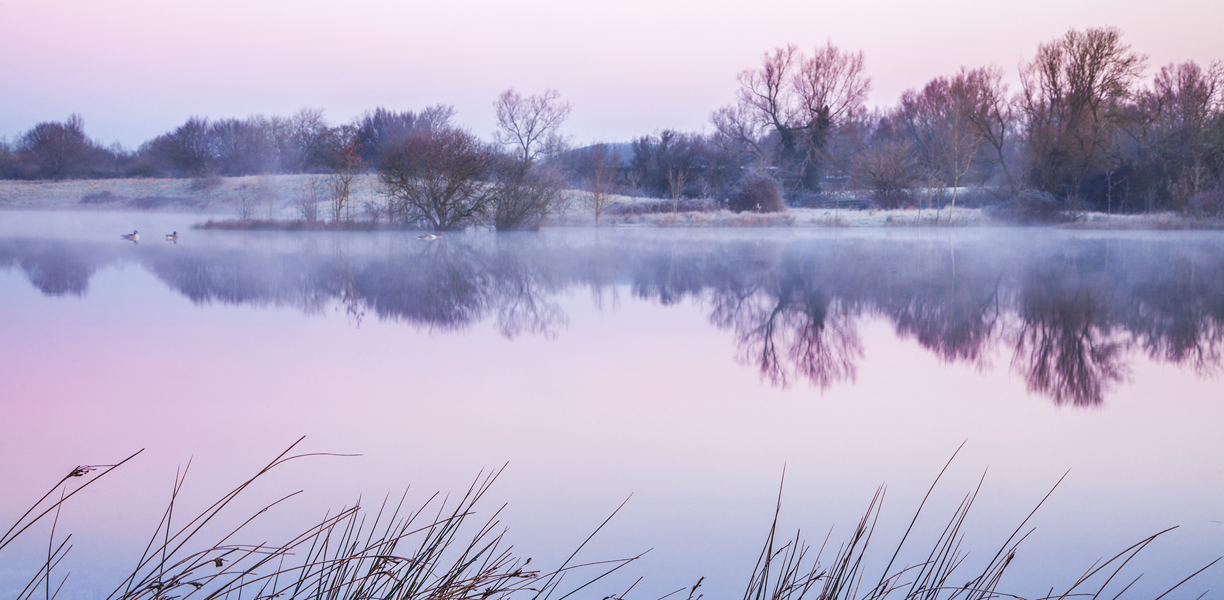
[166,231,179,242]
[120,230,139,241]
[417,232,441,241]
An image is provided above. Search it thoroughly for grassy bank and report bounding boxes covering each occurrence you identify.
[3,176,1224,230]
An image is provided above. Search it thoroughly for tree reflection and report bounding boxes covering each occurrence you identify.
[487,237,568,339]
[1126,256,1224,375]
[3,231,1222,406]
[0,241,104,296]
[1011,265,1129,406]
[709,280,861,390]
[886,270,1003,368]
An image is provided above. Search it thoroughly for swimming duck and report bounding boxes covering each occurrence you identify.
[417,232,441,241]
[166,231,178,242]
[121,230,139,241]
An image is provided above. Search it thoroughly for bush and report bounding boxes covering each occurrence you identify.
[80,190,125,204]
[188,173,224,192]
[870,188,913,209]
[606,197,720,215]
[985,190,1071,224]
[729,170,785,213]
[1187,187,1224,219]
[490,161,565,231]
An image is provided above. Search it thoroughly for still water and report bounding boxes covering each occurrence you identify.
[1,211,1222,599]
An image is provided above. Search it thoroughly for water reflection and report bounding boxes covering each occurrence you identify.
[3,230,1222,406]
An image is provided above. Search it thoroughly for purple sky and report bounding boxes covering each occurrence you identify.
[3,0,1222,148]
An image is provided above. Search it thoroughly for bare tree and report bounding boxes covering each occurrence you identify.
[897,68,1011,221]
[378,128,497,231]
[486,89,573,230]
[490,159,565,230]
[295,176,323,222]
[1143,60,1224,207]
[851,133,917,209]
[667,166,687,212]
[210,116,277,176]
[585,144,619,225]
[233,183,257,221]
[328,125,364,222]
[150,116,215,177]
[493,88,572,163]
[19,114,90,180]
[1019,27,1146,204]
[0,137,16,177]
[285,107,331,172]
[958,67,1016,191]
[356,105,455,167]
[713,42,870,193]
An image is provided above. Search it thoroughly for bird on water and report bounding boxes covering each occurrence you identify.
[166,231,178,242]
[121,230,139,242]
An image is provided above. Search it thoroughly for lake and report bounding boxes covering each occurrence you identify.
[1,211,1221,600]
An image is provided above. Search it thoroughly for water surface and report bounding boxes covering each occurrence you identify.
[1,211,1221,599]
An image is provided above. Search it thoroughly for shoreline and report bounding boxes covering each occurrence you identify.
[3,175,1223,231]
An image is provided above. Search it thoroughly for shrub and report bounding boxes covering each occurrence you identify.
[79,190,125,204]
[1187,187,1224,219]
[729,170,785,213]
[188,173,224,192]
[490,162,565,231]
[985,190,1071,224]
[870,188,913,209]
[606,197,720,215]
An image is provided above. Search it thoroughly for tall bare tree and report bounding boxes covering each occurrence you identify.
[712,42,870,193]
[1143,60,1224,207]
[488,89,573,230]
[328,125,365,222]
[285,107,331,172]
[356,105,455,167]
[897,67,1014,220]
[1020,27,1146,204]
[493,89,572,164]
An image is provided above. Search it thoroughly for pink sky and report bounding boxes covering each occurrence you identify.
[2,0,1222,147]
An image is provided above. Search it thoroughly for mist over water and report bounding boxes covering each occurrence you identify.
[5,221,1222,406]
[1,212,1222,599]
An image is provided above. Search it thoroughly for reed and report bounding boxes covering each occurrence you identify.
[3,441,1217,600]
[730,448,1219,600]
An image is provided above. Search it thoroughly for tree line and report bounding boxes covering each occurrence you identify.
[2,25,1221,222]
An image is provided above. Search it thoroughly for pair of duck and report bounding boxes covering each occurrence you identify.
[120,230,178,242]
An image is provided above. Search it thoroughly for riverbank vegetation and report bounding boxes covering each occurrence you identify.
[3,442,1217,600]
[2,26,1221,228]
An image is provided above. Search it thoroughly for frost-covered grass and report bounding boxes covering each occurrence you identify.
[1063,210,1224,230]
[0,174,383,218]
[4,175,1222,230]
